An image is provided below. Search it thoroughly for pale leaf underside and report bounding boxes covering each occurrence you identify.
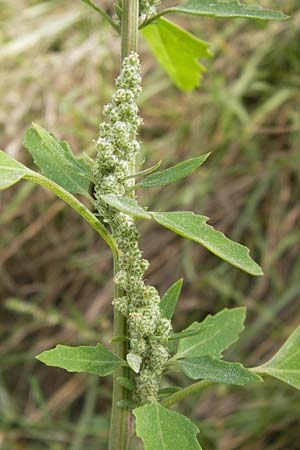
[178,355,263,385]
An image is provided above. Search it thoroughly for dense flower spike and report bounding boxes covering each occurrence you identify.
[93,53,171,404]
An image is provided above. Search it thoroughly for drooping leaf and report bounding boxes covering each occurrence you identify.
[160,278,183,319]
[254,326,300,390]
[36,343,123,376]
[142,18,213,91]
[140,154,210,188]
[0,150,30,190]
[178,355,262,385]
[0,152,115,249]
[161,0,288,21]
[100,194,152,219]
[177,307,246,359]
[152,211,263,275]
[24,125,91,195]
[127,352,142,373]
[134,401,202,450]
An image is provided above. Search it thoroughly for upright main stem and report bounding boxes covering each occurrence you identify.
[108,2,139,450]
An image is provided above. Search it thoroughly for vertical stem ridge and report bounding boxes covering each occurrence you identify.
[121,0,139,59]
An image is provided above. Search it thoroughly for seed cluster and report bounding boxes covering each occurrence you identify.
[93,53,172,404]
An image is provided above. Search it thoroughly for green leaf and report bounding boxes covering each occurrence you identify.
[36,343,123,376]
[160,278,183,319]
[177,308,246,359]
[127,160,162,179]
[169,326,210,341]
[134,402,202,450]
[0,152,116,250]
[117,376,136,391]
[127,352,142,373]
[140,154,210,188]
[254,326,300,390]
[162,0,288,21]
[0,150,30,190]
[100,194,152,219]
[24,125,91,195]
[178,355,262,385]
[142,18,213,91]
[152,211,263,275]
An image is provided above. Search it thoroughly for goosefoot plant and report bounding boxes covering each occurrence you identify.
[0,1,298,449]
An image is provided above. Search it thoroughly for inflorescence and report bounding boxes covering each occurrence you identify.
[93,53,172,404]
[114,0,161,28]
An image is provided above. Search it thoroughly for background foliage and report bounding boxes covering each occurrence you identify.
[0,0,299,449]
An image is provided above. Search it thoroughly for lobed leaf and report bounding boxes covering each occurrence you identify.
[100,194,152,219]
[178,355,262,385]
[140,154,210,188]
[160,278,183,319]
[152,211,263,275]
[36,343,123,376]
[177,307,246,359]
[24,125,91,195]
[0,151,115,249]
[142,18,212,91]
[254,326,300,390]
[134,401,202,450]
[98,194,262,275]
[162,0,288,21]
[0,150,30,190]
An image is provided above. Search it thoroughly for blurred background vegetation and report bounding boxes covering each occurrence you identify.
[0,0,299,449]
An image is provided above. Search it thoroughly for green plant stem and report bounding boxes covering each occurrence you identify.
[25,172,117,253]
[121,0,139,59]
[161,380,215,408]
[109,1,139,450]
[80,0,119,31]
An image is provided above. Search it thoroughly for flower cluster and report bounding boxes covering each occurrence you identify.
[114,0,161,28]
[93,53,172,404]
[139,0,161,25]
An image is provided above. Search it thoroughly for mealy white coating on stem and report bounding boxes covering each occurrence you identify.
[93,53,172,404]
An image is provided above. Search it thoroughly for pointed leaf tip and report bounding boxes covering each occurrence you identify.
[36,343,123,376]
[152,211,263,276]
[160,278,183,319]
[178,355,263,385]
[177,307,246,359]
[140,154,210,188]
